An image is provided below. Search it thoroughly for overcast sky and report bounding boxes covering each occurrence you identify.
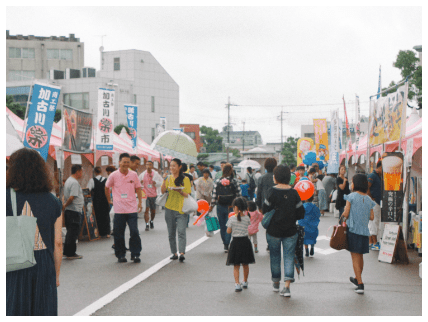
[6,5,422,144]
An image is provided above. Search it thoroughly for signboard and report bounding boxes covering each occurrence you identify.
[63,105,93,153]
[378,224,409,264]
[55,146,64,169]
[112,152,119,167]
[70,154,82,165]
[327,110,339,174]
[381,152,404,222]
[23,82,61,160]
[96,88,115,151]
[159,116,166,132]
[313,118,329,162]
[101,155,109,166]
[79,191,100,241]
[124,104,138,150]
[297,137,314,166]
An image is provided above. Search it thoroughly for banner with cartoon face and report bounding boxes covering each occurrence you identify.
[297,137,314,166]
[313,118,329,162]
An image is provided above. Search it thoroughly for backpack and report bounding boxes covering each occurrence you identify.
[248,174,256,191]
[216,178,237,206]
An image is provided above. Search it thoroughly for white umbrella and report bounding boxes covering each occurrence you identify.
[237,159,261,169]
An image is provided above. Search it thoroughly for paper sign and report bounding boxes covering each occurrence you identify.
[378,224,399,263]
[71,154,82,165]
[101,155,109,166]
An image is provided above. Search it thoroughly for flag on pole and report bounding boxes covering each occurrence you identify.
[377,65,381,99]
[355,94,361,153]
[343,96,352,152]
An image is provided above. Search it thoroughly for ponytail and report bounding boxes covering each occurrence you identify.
[232,197,248,222]
[172,158,185,186]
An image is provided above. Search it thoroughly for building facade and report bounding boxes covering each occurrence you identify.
[179,124,203,152]
[6,31,180,144]
[219,126,263,150]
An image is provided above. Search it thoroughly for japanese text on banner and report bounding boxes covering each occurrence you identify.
[96,88,115,151]
[124,104,138,150]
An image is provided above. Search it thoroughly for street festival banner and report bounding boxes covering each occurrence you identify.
[342,96,353,152]
[23,82,61,160]
[354,95,361,159]
[297,137,314,166]
[369,84,408,146]
[96,88,115,151]
[63,105,93,153]
[327,110,340,174]
[124,104,138,150]
[381,152,404,222]
[313,118,329,162]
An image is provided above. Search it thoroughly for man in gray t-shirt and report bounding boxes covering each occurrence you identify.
[63,164,84,259]
[322,174,336,205]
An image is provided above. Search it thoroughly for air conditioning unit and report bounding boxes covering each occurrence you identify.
[65,68,80,79]
[49,69,64,80]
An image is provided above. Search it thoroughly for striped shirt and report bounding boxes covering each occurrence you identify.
[211,176,241,207]
[226,214,251,237]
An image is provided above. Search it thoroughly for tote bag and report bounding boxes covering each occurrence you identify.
[329,222,348,250]
[205,214,220,232]
[6,188,38,273]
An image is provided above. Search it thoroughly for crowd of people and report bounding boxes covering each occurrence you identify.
[6,148,383,315]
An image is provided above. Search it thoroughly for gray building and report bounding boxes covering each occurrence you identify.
[6,31,180,144]
[219,125,263,150]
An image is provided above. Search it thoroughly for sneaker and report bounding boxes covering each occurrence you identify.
[224,245,229,253]
[235,283,242,292]
[254,247,258,253]
[280,287,291,297]
[150,221,154,229]
[305,248,309,257]
[266,245,270,252]
[273,282,280,292]
[310,247,314,256]
[67,254,83,260]
[170,254,178,260]
[179,254,185,262]
[145,224,150,231]
[118,257,127,263]
[133,256,141,263]
[371,243,380,251]
[241,281,248,289]
[354,284,364,294]
[350,277,358,287]
[369,243,373,250]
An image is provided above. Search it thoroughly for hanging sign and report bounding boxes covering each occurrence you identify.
[381,152,404,222]
[23,82,61,160]
[313,118,329,162]
[124,104,138,150]
[96,88,115,151]
[63,105,93,153]
[297,137,315,166]
[327,110,340,174]
[71,154,82,165]
[101,155,109,166]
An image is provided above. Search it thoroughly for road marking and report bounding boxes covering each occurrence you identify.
[74,230,220,316]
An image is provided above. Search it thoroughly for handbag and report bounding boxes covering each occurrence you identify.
[329,218,348,250]
[261,209,275,229]
[155,193,168,207]
[182,195,198,213]
[205,214,220,232]
[6,188,38,273]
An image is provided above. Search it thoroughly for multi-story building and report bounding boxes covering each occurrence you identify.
[179,124,203,152]
[219,125,263,150]
[6,31,180,144]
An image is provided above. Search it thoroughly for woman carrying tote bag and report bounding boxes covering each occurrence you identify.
[161,158,192,263]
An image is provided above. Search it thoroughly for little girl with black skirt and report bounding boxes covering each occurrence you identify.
[226,197,255,292]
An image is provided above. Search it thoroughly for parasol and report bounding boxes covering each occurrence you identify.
[237,159,261,169]
[150,130,198,164]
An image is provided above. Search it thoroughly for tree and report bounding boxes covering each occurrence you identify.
[6,95,26,119]
[280,136,298,166]
[114,124,130,135]
[230,148,241,158]
[200,125,223,153]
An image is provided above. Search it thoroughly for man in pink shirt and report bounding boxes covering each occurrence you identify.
[139,160,163,231]
[105,153,143,263]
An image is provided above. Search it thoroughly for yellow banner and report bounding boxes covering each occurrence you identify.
[313,119,329,162]
[297,137,314,165]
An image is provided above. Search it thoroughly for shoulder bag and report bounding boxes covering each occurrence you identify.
[261,208,275,229]
[329,216,348,250]
[6,188,38,273]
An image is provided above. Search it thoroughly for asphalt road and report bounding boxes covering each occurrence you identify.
[58,208,422,316]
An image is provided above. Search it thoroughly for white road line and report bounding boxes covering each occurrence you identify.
[74,230,220,316]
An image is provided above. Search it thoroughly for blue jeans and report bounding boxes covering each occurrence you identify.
[216,204,232,246]
[114,212,142,258]
[267,232,298,283]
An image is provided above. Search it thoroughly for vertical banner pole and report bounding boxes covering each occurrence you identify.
[366,98,372,174]
[21,81,34,142]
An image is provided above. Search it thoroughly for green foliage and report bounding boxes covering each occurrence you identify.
[114,124,130,135]
[281,136,298,166]
[197,153,209,161]
[6,95,26,119]
[54,110,61,123]
[230,148,241,158]
[200,125,223,153]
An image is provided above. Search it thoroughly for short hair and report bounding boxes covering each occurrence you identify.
[71,164,82,174]
[202,168,210,175]
[106,165,116,173]
[197,161,204,166]
[241,179,247,183]
[247,167,252,172]
[146,160,153,165]
[94,166,102,174]
[296,165,305,171]
[189,165,195,169]
[264,158,278,173]
[273,165,291,184]
[6,148,53,193]
[352,174,368,193]
[119,153,130,161]
[305,195,314,203]
[222,163,233,177]
[130,155,140,162]
[220,161,226,164]
[308,167,317,174]
[289,164,296,170]
[376,160,382,169]
[247,200,257,212]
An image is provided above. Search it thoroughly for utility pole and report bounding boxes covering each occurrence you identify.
[277,107,286,146]
[242,121,245,151]
[227,96,230,163]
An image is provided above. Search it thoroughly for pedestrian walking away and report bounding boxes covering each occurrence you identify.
[246,167,256,201]
[63,164,85,260]
[105,153,143,263]
[342,174,376,294]
[161,158,192,262]
[247,201,263,253]
[226,197,255,292]
[210,163,241,253]
[87,167,111,238]
[263,165,305,297]
[367,160,383,251]
[139,160,163,231]
[298,195,321,257]
[6,148,63,316]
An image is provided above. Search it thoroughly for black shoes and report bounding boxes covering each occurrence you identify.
[170,254,178,260]
[118,257,127,263]
[150,221,154,229]
[224,245,229,253]
[131,256,141,263]
[179,254,185,262]
[305,248,309,257]
[310,246,314,256]
[350,277,358,287]
[145,224,150,231]
[354,284,364,294]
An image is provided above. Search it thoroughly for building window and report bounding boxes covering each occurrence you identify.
[9,47,35,59]
[46,49,72,60]
[9,47,21,58]
[114,57,120,71]
[47,49,59,59]
[60,49,73,60]
[63,92,89,110]
[8,70,35,81]
[151,128,155,141]
[187,132,196,139]
[151,96,155,112]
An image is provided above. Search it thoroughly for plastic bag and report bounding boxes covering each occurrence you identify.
[205,223,214,237]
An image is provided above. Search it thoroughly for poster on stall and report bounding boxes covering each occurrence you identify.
[313,118,329,162]
[327,110,340,174]
[23,82,61,160]
[96,88,115,151]
[124,104,138,150]
[63,105,93,153]
[297,137,314,166]
[369,84,408,146]
[381,152,404,222]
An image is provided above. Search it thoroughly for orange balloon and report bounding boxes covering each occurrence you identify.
[294,180,315,201]
[197,199,210,213]
[228,212,235,218]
